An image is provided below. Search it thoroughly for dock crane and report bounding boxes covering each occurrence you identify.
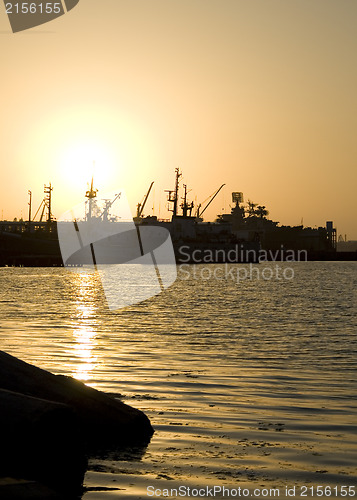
[32,184,54,224]
[196,184,225,220]
[100,193,122,222]
[136,181,154,219]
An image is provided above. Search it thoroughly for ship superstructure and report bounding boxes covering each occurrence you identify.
[0,169,348,266]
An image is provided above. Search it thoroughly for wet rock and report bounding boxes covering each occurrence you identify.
[0,388,86,495]
[0,478,67,500]
[0,351,154,446]
[0,350,154,495]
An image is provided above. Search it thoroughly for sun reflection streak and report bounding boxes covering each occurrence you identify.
[71,273,99,382]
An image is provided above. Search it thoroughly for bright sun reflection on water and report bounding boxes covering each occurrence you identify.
[71,273,99,382]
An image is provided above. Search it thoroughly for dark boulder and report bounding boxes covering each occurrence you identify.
[0,350,154,446]
[0,478,67,500]
[0,351,154,495]
[0,389,86,495]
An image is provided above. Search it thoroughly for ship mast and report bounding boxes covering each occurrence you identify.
[28,190,32,230]
[85,177,98,220]
[165,167,182,217]
[44,184,53,223]
[181,184,194,217]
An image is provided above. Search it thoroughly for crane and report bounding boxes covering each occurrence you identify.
[196,184,225,220]
[100,193,122,221]
[136,181,154,219]
[32,184,54,223]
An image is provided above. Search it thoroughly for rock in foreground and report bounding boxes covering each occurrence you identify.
[0,388,86,495]
[0,478,67,500]
[0,350,154,445]
[0,350,154,495]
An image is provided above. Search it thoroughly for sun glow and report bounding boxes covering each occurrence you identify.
[59,140,116,191]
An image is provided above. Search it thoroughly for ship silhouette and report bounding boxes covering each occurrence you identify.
[0,170,350,267]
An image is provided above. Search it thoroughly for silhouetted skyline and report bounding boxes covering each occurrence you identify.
[1,0,356,238]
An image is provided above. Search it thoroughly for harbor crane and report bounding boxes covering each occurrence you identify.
[32,184,54,223]
[196,184,225,220]
[100,193,122,222]
[136,181,154,219]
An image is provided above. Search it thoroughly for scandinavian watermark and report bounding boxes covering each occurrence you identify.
[179,262,295,283]
[57,189,177,311]
[177,245,307,284]
[177,244,308,264]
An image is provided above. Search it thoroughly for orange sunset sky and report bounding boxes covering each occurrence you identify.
[1,0,356,238]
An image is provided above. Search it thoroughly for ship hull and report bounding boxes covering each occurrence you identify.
[1,224,355,266]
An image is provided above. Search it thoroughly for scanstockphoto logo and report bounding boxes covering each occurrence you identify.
[57,189,177,311]
[3,0,80,33]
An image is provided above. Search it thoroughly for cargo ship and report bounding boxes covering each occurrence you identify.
[0,170,354,266]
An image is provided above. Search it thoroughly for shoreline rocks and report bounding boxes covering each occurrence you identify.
[0,350,154,496]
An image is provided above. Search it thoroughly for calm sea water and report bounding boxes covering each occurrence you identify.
[0,262,356,498]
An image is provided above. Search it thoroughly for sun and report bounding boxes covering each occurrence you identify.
[58,140,116,191]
